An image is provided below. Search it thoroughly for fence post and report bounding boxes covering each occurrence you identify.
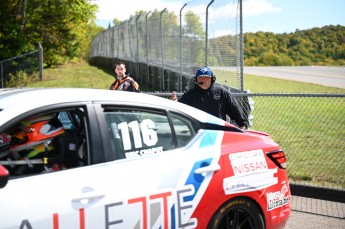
[180,3,187,92]
[239,0,244,92]
[0,61,3,88]
[38,42,43,80]
[146,11,151,85]
[205,0,215,67]
[160,8,167,91]
[136,13,142,82]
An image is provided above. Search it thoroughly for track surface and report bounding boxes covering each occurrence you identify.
[217,66,345,89]
[244,66,345,89]
[286,196,345,228]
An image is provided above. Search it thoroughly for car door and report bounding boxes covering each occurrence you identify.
[95,104,225,228]
[0,163,124,228]
[0,105,116,228]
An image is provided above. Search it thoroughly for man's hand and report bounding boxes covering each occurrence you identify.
[170,91,177,101]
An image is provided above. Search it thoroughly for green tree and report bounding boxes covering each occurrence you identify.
[0,0,101,66]
[242,25,345,66]
[183,10,205,66]
[184,11,204,37]
[113,18,122,26]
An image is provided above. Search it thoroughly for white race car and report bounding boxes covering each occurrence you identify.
[0,88,290,228]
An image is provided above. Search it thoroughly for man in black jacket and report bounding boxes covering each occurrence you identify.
[171,67,248,129]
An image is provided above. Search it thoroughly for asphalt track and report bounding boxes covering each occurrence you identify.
[216,66,345,89]
[286,196,345,228]
[243,66,345,89]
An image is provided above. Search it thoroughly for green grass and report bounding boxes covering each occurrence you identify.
[215,71,344,188]
[250,96,344,188]
[28,62,114,89]
[28,61,345,188]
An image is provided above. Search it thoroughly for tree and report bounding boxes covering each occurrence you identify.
[182,10,205,66]
[184,10,204,37]
[242,25,345,66]
[113,18,122,26]
[0,0,101,66]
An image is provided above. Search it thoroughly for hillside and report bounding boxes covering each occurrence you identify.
[243,25,345,66]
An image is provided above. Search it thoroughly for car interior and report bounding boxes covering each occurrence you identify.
[0,108,88,178]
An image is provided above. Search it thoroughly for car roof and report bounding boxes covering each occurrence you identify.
[0,88,224,125]
[0,88,164,109]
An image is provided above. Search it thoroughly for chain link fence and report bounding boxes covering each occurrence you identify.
[0,43,43,88]
[90,0,243,92]
[244,93,344,190]
[147,92,345,192]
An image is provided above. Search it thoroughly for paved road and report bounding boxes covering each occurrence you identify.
[286,196,345,228]
[243,66,345,89]
[215,66,345,89]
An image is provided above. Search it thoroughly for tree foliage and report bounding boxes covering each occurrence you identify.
[0,0,104,66]
[2,0,343,69]
[243,25,345,66]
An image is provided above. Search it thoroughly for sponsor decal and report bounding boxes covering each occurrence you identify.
[230,149,268,175]
[267,183,290,211]
[223,149,278,194]
[12,185,198,229]
[125,146,164,158]
[223,169,277,194]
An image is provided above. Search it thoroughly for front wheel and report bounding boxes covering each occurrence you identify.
[207,197,265,229]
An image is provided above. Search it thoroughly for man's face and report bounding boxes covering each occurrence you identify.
[196,76,212,89]
[115,64,126,78]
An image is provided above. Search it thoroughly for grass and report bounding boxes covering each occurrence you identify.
[249,96,344,188]
[28,62,114,89]
[215,69,344,188]
[28,61,345,188]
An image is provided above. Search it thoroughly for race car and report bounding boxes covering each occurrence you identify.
[0,88,290,228]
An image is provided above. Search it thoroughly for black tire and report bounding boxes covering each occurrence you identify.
[207,197,265,229]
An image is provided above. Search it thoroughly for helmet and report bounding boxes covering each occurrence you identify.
[10,115,64,159]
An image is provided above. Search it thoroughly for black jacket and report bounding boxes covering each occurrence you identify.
[179,84,248,128]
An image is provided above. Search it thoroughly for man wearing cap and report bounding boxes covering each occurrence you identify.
[171,67,248,129]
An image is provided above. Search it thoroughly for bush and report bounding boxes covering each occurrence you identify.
[6,71,40,87]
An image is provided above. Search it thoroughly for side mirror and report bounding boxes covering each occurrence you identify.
[0,165,9,189]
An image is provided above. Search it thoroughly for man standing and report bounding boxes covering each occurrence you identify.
[171,67,248,129]
[109,62,140,92]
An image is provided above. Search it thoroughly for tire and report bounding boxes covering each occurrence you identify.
[207,197,265,229]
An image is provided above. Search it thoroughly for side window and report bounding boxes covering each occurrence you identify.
[170,113,196,147]
[103,109,174,160]
[0,108,88,178]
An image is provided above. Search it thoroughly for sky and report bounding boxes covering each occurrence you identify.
[94,0,345,34]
